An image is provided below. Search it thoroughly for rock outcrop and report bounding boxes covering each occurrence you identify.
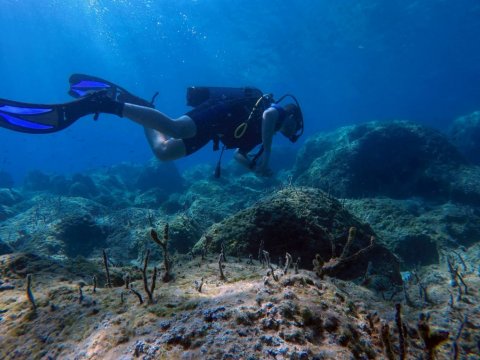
[450,111,480,165]
[194,188,402,286]
[293,121,473,202]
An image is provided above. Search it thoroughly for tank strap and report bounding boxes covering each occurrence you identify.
[234,94,273,139]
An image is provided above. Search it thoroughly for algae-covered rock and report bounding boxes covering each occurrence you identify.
[0,239,13,255]
[56,214,108,257]
[0,205,14,221]
[50,174,71,195]
[161,193,185,214]
[450,111,480,165]
[446,165,480,205]
[183,170,276,229]
[136,159,184,193]
[0,195,108,257]
[68,173,98,198]
[0,188,22,206]
[23,170,52,191]
[194,188,401,285]
[345,198,480,266]
[134,188,168,208]
[50,198,108,257]
[169,215,203,253]
[69,182,93,198]
[294,121,466,201]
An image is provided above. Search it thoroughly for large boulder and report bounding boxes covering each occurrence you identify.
[68,173,99,198]
[23,170,52,191]
[0,205,14,221]
[181,164,279,229]
[193,188,402,286]
[450,111,480,165]
[169,215,203,253]
[0,238,14,255]
[345,198,480,266]
[136,159,184,193]
[293,121,467,200]
[102,162,143,190]
[0,189,22,206]
[0,194,108,257]
[55,214,108,257]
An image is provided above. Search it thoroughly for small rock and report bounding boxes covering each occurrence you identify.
[283,290,298,300]
[261,318,280,330]
[0,284,14,291]
[159,320,171,330]
[203,306,226,322]
[237,329,248,337]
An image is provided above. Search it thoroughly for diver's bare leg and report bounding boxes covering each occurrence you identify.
[123,103,196,138]
[143,127,188,161]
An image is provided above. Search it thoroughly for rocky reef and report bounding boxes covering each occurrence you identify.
[450,111,480,165]
[293,120,480,205]
[0,246,478,359]
[0,117,479,359]
[194,188,402,287]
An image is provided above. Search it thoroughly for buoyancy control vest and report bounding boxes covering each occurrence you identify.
[186,86,274,151]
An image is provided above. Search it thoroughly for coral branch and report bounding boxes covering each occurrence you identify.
[313,229,375,279]
[294,257,301,274]
[395,303,406,360]
[150,225,172,282]
[283,252,292,275]
[142,249,155,304]
[26,274,36,311]
[380,321,395,360]
[130,285,144,305]
[220,242,227,262]
[258,239,265,266]
[218,253,226,280]
[202,235,212,260]
[195,277,204,293]
[150,267,157,298]
[102,249,112,288]
[263,250,278,281]
[417,313,449,360]
[123,274,130,289]
[340,227,356,259]
[452,315,467,360]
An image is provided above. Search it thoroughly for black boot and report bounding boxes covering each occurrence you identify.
[64,90,125,122]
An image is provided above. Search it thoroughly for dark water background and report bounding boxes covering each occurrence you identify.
[1,0,479,182]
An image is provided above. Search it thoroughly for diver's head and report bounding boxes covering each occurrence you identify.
[279,103,303,142]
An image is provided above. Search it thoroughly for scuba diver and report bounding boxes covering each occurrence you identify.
[0,74,304,177]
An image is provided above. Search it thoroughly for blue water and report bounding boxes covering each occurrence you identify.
[1,0,479,182]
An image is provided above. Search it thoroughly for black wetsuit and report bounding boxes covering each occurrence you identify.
[183,96,270,156]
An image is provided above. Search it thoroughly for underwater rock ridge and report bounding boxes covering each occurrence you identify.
[292,120,480,204]
[450,111,480,165]
[194,187,402,287]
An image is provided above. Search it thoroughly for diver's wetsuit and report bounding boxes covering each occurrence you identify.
[183,98,281,156]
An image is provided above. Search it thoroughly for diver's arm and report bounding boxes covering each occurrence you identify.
[254,107,277,175]
[233,108,277,174]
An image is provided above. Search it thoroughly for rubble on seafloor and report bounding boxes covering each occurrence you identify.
[0,243,479,360]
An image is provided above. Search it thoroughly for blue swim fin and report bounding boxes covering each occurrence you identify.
[69,73,156,108]
[0,97,74,134]
[0,75,157,134]
[0,92,118,134]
